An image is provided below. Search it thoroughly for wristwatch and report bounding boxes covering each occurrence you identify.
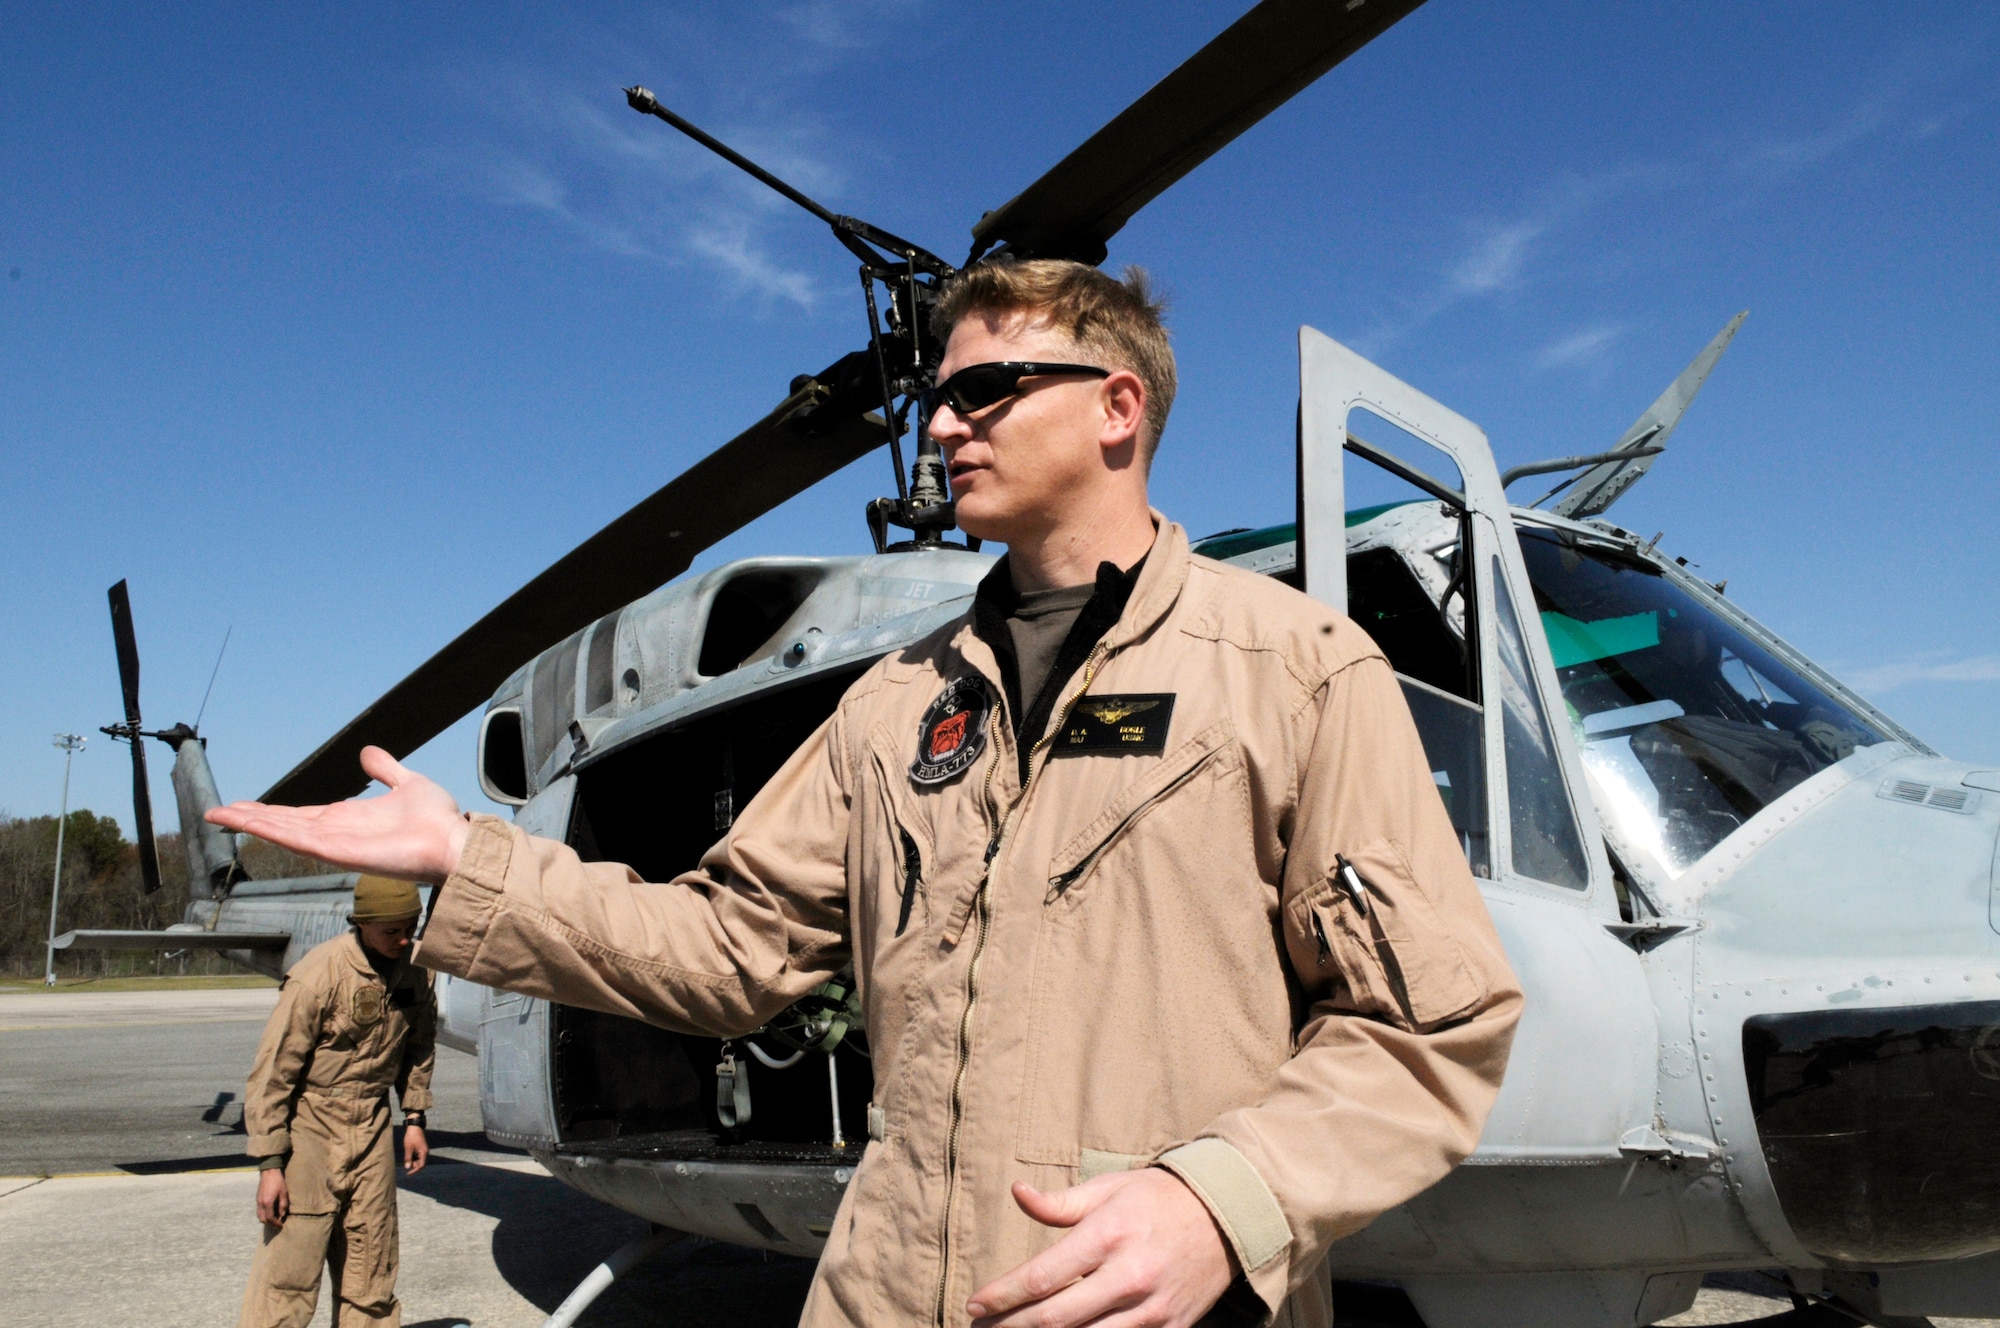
[403,1112,427,1129]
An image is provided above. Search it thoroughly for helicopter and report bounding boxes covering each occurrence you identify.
[55,1,2000,1325]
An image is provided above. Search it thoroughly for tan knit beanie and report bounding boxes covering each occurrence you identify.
[351,874,422,922]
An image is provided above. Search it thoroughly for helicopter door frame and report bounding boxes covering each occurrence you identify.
[1297,329,1665,1176]
[1295,326,1614,912]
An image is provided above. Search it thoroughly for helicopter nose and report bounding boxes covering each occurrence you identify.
[1701,757,2000,1265]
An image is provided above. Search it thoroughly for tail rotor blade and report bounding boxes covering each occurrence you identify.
[108,580,143,729]
[106,580,163,894]
[129,736,162,895]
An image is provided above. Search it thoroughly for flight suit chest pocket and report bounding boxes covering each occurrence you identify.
[333,984,392,1050]
[1044,719,1234,906]
[1286,839,1488,1032]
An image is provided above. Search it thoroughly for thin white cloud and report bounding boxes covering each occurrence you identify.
[437,51,875,310]
[1732,91,1895,177]
[688,223,819,309]
[1360,166,1671,352]
[1846,654,2000,695]
[781,0,920,51]
[486,158,658,265]
[1451,219,1547,296]
[1720,36,1994,192]
[1535,322,1627,371]
[1363,60,1962,357]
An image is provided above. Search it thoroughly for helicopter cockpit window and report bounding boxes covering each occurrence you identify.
[1490,561,1591,890]
[1516,527,1891,876]
[1343,408,1490,876]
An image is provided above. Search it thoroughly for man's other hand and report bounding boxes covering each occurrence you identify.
[403,1124,429,1176]
[967,1167,1237,1328]
[206,746,471,883]
[255,1169,290,1228]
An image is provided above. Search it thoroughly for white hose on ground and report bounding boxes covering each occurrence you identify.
[746,1039,806,1070]
[540,1226,684,1328]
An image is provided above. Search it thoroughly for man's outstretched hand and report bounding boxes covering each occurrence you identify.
[967,1167,1238,1328]
[206,746,471,883]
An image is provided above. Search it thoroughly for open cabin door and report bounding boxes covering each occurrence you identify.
[1293,327,1655,1185]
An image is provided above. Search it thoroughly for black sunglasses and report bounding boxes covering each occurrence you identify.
[921,361,1110,419]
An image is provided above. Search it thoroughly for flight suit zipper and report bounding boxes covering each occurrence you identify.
[935,644,1104,1327]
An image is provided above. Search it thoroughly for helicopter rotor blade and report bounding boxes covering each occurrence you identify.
[106,580,164,895]
[967,0,1428,265]
[260,371,888,808]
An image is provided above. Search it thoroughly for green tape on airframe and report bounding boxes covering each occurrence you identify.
[1541,610,1659,669]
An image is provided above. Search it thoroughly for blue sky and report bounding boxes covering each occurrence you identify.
[4,1,1996,833]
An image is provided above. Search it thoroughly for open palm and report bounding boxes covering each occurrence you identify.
[206,746,472,882]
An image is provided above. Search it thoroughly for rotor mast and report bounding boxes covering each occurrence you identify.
[625,88,968,553]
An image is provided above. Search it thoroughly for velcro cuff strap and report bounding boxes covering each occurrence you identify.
[247,1130,291,1156]
[415,816,514,975]
[1157,1138,1291,1273]
[452,815,516,896]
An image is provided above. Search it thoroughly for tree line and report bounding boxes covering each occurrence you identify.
[0,809,333,978]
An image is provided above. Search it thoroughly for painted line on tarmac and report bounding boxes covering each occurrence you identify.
[0,1165,256,1183]
[0,1015,273,1031]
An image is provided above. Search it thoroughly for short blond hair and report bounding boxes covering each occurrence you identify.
[930,259,1176,460]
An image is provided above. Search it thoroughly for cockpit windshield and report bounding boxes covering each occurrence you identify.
[1517,527,1892,877]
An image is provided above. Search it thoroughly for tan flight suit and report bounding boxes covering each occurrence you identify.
[420,519,1522,1327]
[239,931,436,1328]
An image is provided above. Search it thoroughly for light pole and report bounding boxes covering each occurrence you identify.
[45,733,86,987]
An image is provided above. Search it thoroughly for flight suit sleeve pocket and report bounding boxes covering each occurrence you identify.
[1286,838,1488,1031]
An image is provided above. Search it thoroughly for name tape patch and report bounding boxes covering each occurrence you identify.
[911,675,992,785]
[1051,694,1175,757]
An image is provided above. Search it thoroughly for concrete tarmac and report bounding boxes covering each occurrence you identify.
[0,1162,818,1327]
[0,985,816,1326]
[2,988,316,1175]
[4,987,1995,1327]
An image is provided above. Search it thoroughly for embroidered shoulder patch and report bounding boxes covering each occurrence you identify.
[1051,694,1175,757]
[911,676,992,785]
[351,986,384,1027]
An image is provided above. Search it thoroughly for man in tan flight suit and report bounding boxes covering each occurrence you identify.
[238,874,437,1328]
[214,260,1523,1328]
